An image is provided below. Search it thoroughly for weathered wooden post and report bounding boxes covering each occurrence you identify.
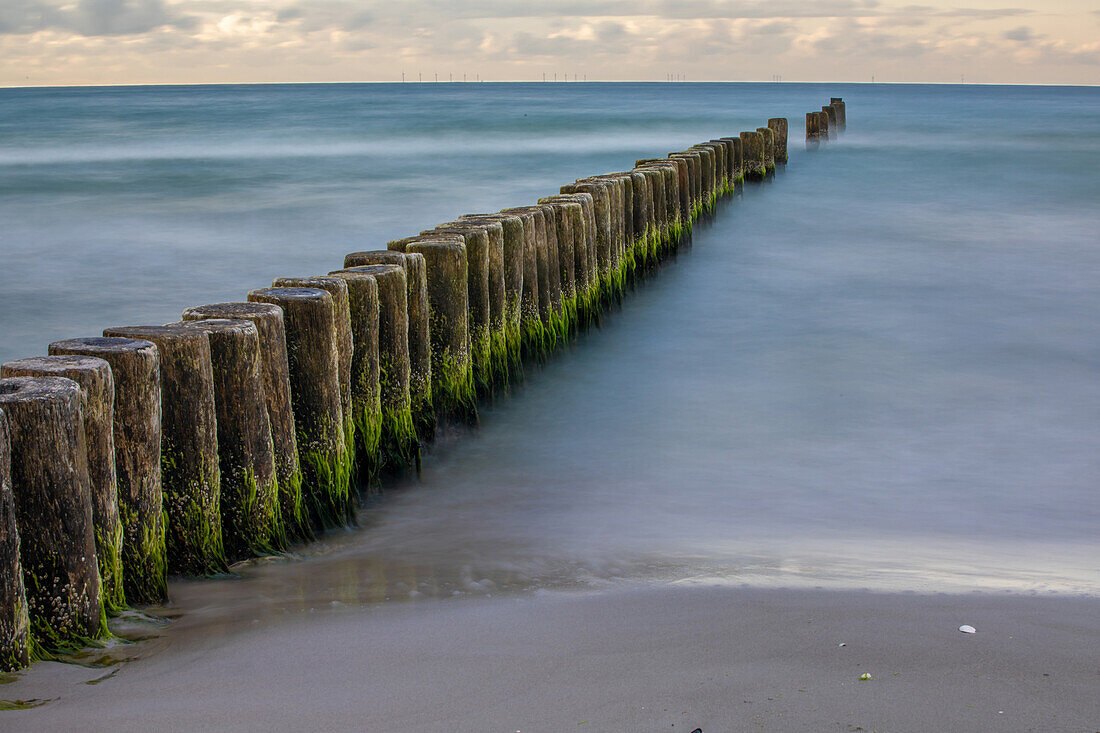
[740,131,767,181]
[805,111,821,148]
[632,165,662,260]
[830,98,846,133]
[0,409,30,671]
[533,204,566,340]
[756,126,776,175]
[560,181,612,303]
[0,376,106,648]
[175,319,282,560]
[822,105,838,140]
[650,162,683,252]
[697,142,729,195]
[2,356,125,613]
[529,201,577,336]
[101,324,226,576]
[589,174,634,288]
[404,239,476,423]
[767,118,788,164]
[668,151,702,220]
[247,287,352,528]
[180,303,310,543]
[330,265,418,471]
[342,250,436,442]
[719,136,744,187]
[634,165,668,254]
[498,206,550,357]
[690,145,717,210]
[626,170,651,264]
[428,223,495,391]
[538,194,596,325]
[457,213,525,380]
[271,276,357,478]
[49,337,166,601]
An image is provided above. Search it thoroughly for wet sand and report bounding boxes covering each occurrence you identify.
[3,584,1098,732]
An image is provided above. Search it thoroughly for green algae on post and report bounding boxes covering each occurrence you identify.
[0,377,107,652]
[0,410,30,672]
[180,303,311,544]
[739,131,767,181]
[498,207,549,360]
[342,250,436,444]
[430,224,496,392]
[405,239,477,424]
[1,356,126,615]
[247,287,353,529]
[756,127,776,175]
[101,324,227,577]
[331,265,419,472]
[49,337,167,603]
[271,276,357,484]
[175,320,284,560]
[767,118,789,164]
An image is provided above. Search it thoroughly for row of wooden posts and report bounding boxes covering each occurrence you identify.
[807,97,846,144]
[0,101,845,672]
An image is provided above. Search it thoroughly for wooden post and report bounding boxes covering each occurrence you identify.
[756,127,776,175]
[437,220,508,387]
[532,200,578,333]
[688,146,717,210]
[429,223,494,391]
[271,276,357,480]
[830,98,846,133]
[457,213,526,380]
[0,376,106,648]
[668,151,702,219]
[2,356,125,613]
[0,409,30,671]
[179,303,311,544]
[559,181,613,303]
[767,118,789,164]
[719,137,744,187]
[404,240,476,423]
[537,194,596,326]
[101,324,226,576]
[342,250,435,443]
[246,288,352,528]
[175,319,282,560]
[498,206,549,358]
[740,131,767,181]
[330,265,418,471]
[822,105,838,140]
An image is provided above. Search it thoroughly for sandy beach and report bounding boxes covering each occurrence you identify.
[2,583,1098,732]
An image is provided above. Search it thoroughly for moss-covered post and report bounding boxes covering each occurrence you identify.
[822,105,838,140]
[0,410,30,671]
[342,250,435,443]
[457,214,525,382]
[632,165,661,259]
[271,276,356,480]
[498,207,548,358]
[330,265,417,471]
[405,240,476,423]
[590,174,633,288]
[0,377,106,649]
[2,356,125,614]
[560,181,612,303]
[179,303,310,544]
[740,131,767,181]
[697,143,729,195]
[49,337,165,602]
[830,98,846,133]
[767,118,789,164]
[534,200,577,334]
[101,324,225,576]
[538,195,595,326]
[720,136,744,187]
[174,320,282,560]
[668,152,702,219]
[429,224,493,392]
[653,163,683,252]
[634,166,667,255]
[443,219,508,385]
[247,288,351,528]
[756,127,776,175]
[687,146,716,210]
[625,171,650,265]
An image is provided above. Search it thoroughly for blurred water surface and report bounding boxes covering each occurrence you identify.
[1,83,1098,611]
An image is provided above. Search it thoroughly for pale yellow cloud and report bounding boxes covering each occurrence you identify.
[1,0,1096,85]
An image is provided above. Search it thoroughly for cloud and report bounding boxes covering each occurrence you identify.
[1002,25,1036,42]
[0,0,194,35]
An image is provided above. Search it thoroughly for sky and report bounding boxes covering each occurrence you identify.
[1,0,1097,86]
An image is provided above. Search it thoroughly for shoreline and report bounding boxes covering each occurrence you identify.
[2,583,1098,731]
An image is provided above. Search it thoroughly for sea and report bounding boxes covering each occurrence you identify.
[1,82,1098,617]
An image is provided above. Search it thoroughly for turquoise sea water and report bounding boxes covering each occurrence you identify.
[1,82,1098,598]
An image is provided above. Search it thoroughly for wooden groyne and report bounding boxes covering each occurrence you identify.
[0,100,845,670]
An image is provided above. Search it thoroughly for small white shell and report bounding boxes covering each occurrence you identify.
[959,624,977,634]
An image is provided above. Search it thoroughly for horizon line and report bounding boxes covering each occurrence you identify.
[2,79,1097,91]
